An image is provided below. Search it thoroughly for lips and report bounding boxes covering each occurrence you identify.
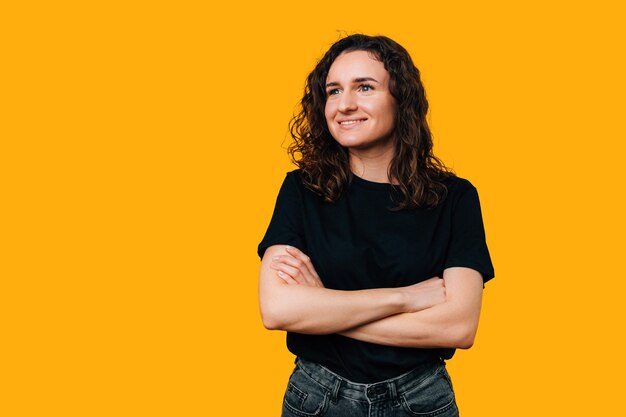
[338,118,367,126]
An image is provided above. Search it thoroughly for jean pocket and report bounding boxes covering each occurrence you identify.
[400,364,457,417]
[282,366,329,417]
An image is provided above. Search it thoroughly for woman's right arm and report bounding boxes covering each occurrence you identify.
[259,245,444,334]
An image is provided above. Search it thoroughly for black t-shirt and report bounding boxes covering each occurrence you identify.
[258,169,495,383]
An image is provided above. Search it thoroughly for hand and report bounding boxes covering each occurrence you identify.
[270,246,325,288]
[401,277,447,313]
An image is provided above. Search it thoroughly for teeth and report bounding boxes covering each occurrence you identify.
[339,119,366,125]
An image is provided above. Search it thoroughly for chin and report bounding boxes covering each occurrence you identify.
[332,133,368,145]
[333,135,394,152]
[334,138,369,149]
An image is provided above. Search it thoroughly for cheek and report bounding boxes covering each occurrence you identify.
[324,103,335,126]
[324,101,333,116]
[382,100,397,128]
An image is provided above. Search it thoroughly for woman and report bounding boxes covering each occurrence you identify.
[258,34,494,417]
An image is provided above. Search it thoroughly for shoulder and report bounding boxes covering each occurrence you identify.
[285,168,303,182]
[285,168,317,194]
[277,169,309,200]
[442,174,477,196]
[438,175,482,211]
[284,169,328,202]
[283,169,305,190]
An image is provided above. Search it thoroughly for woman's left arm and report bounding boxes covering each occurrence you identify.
[338,267,484,349]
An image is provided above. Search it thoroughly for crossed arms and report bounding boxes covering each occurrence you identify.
[258,244,484,349]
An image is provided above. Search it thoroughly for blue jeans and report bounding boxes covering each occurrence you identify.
[281,357,459,417]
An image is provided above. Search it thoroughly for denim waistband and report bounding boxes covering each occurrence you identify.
[295,357,444,403]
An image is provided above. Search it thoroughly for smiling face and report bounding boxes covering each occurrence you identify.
[324,50,397,155]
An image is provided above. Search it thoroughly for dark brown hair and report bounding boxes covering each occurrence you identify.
[288,34,454,210]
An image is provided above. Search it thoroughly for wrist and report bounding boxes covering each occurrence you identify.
[390,288,409,313]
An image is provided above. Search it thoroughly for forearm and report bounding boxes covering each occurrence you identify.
[259,245,446,335]
[261,282,405,334]
[339,267,484,349]
[339,300,477,348]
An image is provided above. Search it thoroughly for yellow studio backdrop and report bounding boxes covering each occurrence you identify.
[1,1,624,415]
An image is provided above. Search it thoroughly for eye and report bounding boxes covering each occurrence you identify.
[359,84,374,92]
[327,88,340,96]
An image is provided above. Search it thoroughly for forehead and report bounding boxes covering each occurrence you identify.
[326,50,389,82]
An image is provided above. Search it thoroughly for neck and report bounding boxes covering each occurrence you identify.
[349,146,397,184]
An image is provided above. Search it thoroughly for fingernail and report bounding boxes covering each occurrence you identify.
[285,245,292,250]
[272,256,279,261]
[278,271,284,276]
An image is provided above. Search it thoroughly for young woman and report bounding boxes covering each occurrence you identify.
[258,34,495,417]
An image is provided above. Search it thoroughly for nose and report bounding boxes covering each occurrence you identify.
[338,91,357,113]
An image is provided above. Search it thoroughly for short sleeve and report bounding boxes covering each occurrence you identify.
[257,172,307,260]
[443,183,495,284]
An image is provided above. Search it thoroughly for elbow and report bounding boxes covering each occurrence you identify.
[455,335,475,350]
[259,286,289,330]
[260,304,288,331]
[260,309,276,330]
[261,314,285,331]
[453,326,477,349]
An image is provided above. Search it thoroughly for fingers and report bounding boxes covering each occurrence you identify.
[271,260,304,280]
[271,255,312,286]
[272,252,307,271]
[285,246,320,279]
[276,270,298,285]
[271,246,314,279]
[402,277,447,312]
[270,246,324,287]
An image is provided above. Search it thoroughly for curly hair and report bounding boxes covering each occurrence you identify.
[288,34,455,210]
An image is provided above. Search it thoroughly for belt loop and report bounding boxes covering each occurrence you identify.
[330,377,341,403]
[388,381,400,407]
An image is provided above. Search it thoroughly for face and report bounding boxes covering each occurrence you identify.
[324,50,396,154]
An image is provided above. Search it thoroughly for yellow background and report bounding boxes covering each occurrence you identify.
[2,1,625,415]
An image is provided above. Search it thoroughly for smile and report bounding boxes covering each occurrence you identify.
[338,119,367,125]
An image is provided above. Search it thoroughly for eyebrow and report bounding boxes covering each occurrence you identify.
[325,77,380,88]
